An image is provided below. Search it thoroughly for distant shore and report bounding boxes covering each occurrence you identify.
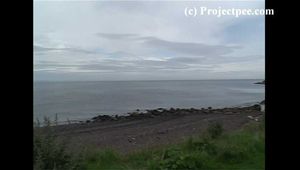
[255,80,265,84]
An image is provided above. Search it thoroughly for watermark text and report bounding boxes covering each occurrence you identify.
[184,6,274,18]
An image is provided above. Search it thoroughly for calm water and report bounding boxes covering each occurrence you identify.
[34,80,265,122]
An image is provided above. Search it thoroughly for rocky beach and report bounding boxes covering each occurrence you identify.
[41,103,265,153]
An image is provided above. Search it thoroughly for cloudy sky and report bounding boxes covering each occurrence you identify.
[34,0,265,81]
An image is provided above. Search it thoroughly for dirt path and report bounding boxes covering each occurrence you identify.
[49,105,264,153]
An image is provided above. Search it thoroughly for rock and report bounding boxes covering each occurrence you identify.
[190,108,198,112]
[128,112,138,116]
[169,108,175,112]
[118,116,126,120]
[212,111,222,114]
[247,116,254,120]
[102,115,113,121]
[149,114,155,118]
[202,110,208,114]
[151,110,161,116]
[224,111,234,115]
[157,130,167,134]
[127,137,136,144]
[91,115,115,122]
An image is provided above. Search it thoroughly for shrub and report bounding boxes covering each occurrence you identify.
[217,145,249,163]
[158,148,211,170]
[207,122,223,139]
[184,137,216,155]
[33,122,83,170]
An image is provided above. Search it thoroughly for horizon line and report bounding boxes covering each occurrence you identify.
[33,78,264,82]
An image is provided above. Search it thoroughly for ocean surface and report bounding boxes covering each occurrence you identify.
[34,80,265,123]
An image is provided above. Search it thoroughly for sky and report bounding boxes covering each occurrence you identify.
[34,0,265,81]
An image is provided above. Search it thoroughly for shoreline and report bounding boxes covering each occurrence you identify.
[87,103,263,123]
[36,103,265,153]
[35,101,263,127]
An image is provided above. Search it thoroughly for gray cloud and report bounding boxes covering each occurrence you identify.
[34,1,265,81]
[34,45,94,54]
[34,45,59,52]
[96,33,241,57]
[141,37,241,57]
[35,53,258,74]
[96,33,138,40]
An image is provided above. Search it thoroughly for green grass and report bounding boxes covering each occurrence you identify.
[80,121,264,170]
[34,120,265,170]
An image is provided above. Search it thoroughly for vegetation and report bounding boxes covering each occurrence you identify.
[34,119,265,170]
[34,118,84,170]
[207,121,223,139]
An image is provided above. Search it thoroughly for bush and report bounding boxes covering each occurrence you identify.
[207,122,223,139]
[34,125,83,170]
[184,137,216,155]
[217,145,249,163]
[159,148,209,170]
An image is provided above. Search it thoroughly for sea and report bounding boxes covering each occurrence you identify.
[34,79,265,123]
